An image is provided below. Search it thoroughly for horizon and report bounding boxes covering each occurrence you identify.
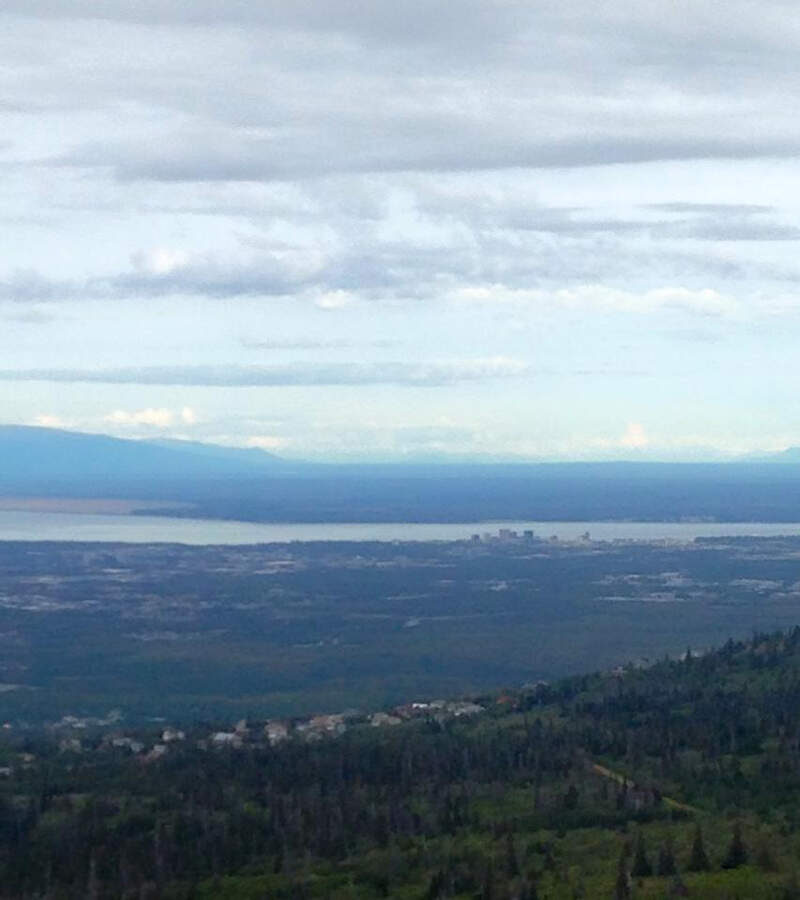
[2,421,800,466]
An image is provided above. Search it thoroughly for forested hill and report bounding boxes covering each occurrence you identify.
[5,630,800,897]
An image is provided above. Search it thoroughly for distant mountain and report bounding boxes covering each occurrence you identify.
[147,437,286,467]
[766,446,800,462]
[0,426,289,496]
[742,446,800,463]
[6,425,800,521]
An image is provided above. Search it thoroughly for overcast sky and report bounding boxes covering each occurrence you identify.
[3,1,800,460]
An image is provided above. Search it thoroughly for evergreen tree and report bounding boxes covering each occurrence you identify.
[781,871,800,900]
[721,823,748,870]
[480,859,495,900]
[687,824,710,872]
[656,839,677,877]
[755,834,776,872]
[86,854,100,900]
[630,832,652,878]
[614,845,631,900]
[668,873,689,898]
[505,832,519,878]
[426,869,445,899]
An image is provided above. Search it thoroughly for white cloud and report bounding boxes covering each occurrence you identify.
[314,290,355,310]
[131,248,191,276]
[0,358,533,387]
[104,407,174,428]
[449,284,739,318]
[619,422,649,449]
[31,414,69,429]
[245,435,290,450]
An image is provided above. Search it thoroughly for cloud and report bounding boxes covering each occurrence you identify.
[646,203,775,215]
[104,407,175,427]
[0,358,531,387]
[451,284,739,318]
[241,338,396,350]
[2,308,57,324]
[666,220,800,242]
[0,270,64,302]
[60,133,800,184]
[30,414,70,429]
[1,0,517,46]
[581,287,737,317]
[131,248,191,276]
[245,435,290,451]
[108,251,313,298]
[588,422,652,453]
[641,204,800,242]
[102,406,198,428]
[4,0,800,465]
[314,290,355,310]
[12,0,800,190]
[619,422,649,449]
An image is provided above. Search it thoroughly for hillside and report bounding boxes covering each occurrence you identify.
[0,425,287,494]
[4,629,800,898]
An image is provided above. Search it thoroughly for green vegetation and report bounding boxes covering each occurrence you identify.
[4,628,800,897]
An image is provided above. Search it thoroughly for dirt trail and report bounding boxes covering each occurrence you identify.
[590,761,701,815]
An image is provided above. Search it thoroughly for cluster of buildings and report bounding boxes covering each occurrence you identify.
[9,696,489,766]
[202,699,486,752]
[471,528,537,543]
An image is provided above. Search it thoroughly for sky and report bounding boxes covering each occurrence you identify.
[3,1,800,461]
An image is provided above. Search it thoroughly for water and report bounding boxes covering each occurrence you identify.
[1,510,800,544]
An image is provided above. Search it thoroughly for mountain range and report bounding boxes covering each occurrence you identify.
[3,424,800,523]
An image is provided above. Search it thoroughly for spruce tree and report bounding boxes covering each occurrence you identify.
[657,839,677,877]
[480,859,495,900]
[721,823,748,870]
[687,824,710,872]
[781,871,800,899]
[614,845,631,900]
[755,834,776,871]
[631,832,653,877]
[505,832,519,878]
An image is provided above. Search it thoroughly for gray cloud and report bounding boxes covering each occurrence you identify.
[0,271,66,303]
[60,134,800,184]
[1,308,57,325]
[646,203,776,215]
[663,220,800,242]
[419,193,800,244]
[2,0,518,47]
[636,203,800,242]
[109,259,307,299]
[3,1,800,318]
[5,176,800,314]
[7,0,800,187]
[0,359,532,387]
